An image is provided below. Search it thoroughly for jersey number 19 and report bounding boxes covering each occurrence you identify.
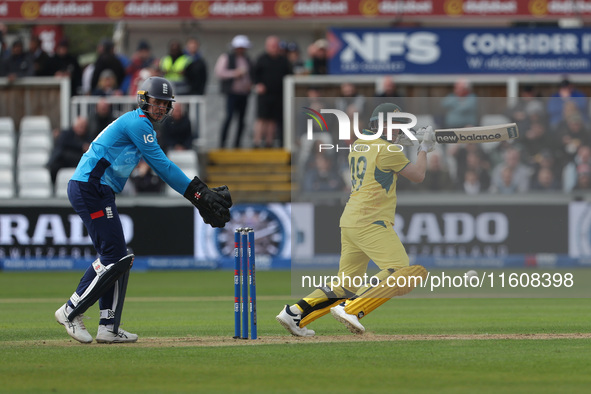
[350,155,367,191]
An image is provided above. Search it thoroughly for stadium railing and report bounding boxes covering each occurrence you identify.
[70,95,207,151]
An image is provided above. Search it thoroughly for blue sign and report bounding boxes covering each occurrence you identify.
[328,27,591,74]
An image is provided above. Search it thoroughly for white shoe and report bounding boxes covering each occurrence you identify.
[276,305,315,337]
[55,303,93,344]
[96,324,138,343]
[331,303,365,334]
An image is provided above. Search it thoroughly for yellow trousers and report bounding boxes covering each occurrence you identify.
[336,223,409,293]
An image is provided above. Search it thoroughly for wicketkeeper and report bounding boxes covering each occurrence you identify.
[55,77,233,344]
[277,103,435,336]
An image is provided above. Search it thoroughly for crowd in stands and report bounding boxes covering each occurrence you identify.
[0,31,325,101]
[0,29,331,194]
[300,77,591,196]
[2,26,591,196]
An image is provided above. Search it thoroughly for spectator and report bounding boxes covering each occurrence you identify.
[305,38,328,75]
[531,167,560,191]
[129,160,164,194]
[115,48,130,93]
[419,152,453,191]
[462,169,483,195]
[48,38,82,96]
[530,150,561,189]
[160,103,193,151]
[29,36,51,76]
[87,98,115,140]
[81,41,104,95]
[0,23,7,60]
[129,65,159,96]
[215,34,253,149]
[184,37,207,95]
[335,83,365,143]
[441,78,478,128]
[47,116,90,183]
[303,153,347,192]
[573,166,591,191]
[562,145,591,192]
[554,101,591,163]
[547,77,588,128]
[0,39,34,82]
[91,69,122,96]
[490,166,520,194]
[160,39,191,94]
[336,83,365,115]
[507,85,544,132]
[518,120,554,163]
[91,39,125,93]
[253,35,292,148]
[303,86,327,114]
[278,40,288,57]
[180,37,206,139]
[455,147,491,191]
[376,76,405,113]
[125,40,155,94]
[285,41,306,75]
[377,76,401,98]
[490,148,531,193]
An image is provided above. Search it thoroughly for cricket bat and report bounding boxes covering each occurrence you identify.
[433,123,519,144]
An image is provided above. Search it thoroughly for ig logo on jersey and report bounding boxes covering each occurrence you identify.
[143,134,155,143]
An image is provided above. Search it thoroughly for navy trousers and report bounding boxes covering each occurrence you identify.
[67,180,128,324]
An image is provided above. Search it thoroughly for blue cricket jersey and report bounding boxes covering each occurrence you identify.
[71,108,191,194]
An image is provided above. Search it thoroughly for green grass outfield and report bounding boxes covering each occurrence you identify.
[1,270,590,393]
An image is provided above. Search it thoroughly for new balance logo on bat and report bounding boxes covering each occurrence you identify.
[434,123,519,144]
[436,131,503,143]
[435,131,458,143]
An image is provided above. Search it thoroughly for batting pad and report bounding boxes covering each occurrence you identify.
[344,265,428,319]
[300,299,343,328]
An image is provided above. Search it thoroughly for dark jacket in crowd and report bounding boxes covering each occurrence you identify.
[253,53,292,96]
[185,54,208,95]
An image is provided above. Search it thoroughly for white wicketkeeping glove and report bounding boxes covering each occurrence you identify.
[417,126,436,153]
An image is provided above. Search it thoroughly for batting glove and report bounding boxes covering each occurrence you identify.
[417,126,436,153]
[397,129,417,146]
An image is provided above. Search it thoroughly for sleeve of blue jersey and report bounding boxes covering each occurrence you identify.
[130,116,191,195]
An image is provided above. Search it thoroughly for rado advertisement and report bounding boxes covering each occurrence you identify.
[314,204,569,257]
[0,206,193,262]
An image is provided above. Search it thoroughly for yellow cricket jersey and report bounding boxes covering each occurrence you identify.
[340,136,409,228]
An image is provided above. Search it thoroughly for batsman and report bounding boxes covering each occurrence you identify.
[277,103,435,336]
[55,77,233,344]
